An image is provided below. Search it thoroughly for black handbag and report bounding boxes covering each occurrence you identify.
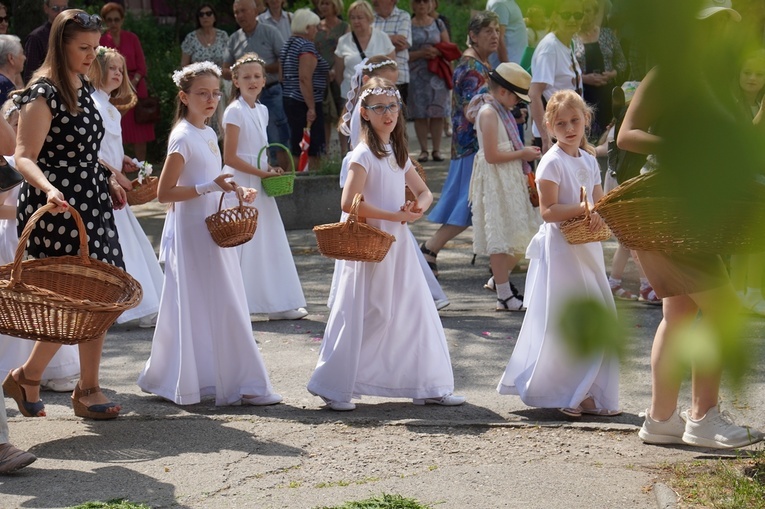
[0,157,23,192]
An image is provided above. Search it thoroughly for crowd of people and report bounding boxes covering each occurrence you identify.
[2,0,765,475]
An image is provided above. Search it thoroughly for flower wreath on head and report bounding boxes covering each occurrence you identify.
[339,58,398,141]
[96,46,109,58]
[231,55,267,74]
[172,61,222,87]
[359,86,401,102]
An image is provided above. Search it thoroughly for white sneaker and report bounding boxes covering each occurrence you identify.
[318,396,355,411]
[434,298,450,310]
[268,308,308,321]
[241,393,283,406]
[40,377,79,392]
[683,405,764,449]
[638,408,686,444]
[413,393,466,406]
[138,313,158,328]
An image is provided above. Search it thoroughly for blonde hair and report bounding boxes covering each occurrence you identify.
[88,47,137,112]
[359,77,408,168]
[544,89,595,156]
[348,0,374,22]
[230,52,267,102]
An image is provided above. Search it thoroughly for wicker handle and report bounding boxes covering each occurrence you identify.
[579,186,591,220]
[10,202,90,288]
[341,193,364,234]
[216,181,243,211]
[256,143,296,176]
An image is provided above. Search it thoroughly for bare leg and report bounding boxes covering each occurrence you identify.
[421,224,469,277]
[609,243,632,280]
[429,118,444,156]
[12,342,61,416]
[414,118,430,156]
[490,253,520,285]
[74,335,120,414]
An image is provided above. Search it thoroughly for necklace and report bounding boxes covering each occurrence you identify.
[198,29,216,47]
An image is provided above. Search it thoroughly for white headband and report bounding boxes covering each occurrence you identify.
[231,56,267,73]
[172,62,222,87]
[359,87,401,102]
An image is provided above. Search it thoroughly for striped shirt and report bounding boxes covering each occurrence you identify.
[279,36,329,103]
[374,6,412,85]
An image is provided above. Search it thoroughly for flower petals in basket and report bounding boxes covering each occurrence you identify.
[257,143,295,197]
[313,193,396,262]
[205,183,259,248]
[0,203,142,344]
[560,186,612,244]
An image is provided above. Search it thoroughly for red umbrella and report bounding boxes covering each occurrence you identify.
[298,121,312,172]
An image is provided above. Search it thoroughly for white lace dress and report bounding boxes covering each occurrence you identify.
[470,104,541,256]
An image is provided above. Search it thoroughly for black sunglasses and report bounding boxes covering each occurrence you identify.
[198,10,214,17]
[558,11,584,20]
[0,16,9,23]
[71,12,103,29]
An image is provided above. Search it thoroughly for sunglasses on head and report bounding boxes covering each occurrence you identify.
[0,16,9,23]
[558,11,584,20]
[198,10,214,17]
[70,12,103,29]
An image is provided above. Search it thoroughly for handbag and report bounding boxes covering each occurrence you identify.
[0,157,23,192]
[133,96,160,125]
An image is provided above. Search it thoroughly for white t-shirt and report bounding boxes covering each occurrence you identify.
[530,32,583,137]
[335,28,396,98]
[536,144,600,218]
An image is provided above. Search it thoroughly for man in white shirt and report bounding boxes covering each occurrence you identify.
[373,0,412,101]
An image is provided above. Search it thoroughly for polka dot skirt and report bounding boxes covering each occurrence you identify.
[15,78,125,269]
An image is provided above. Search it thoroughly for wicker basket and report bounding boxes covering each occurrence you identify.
[594,172,765,253]
[313,193,396,262]
[257,143,295,197]
[126,176,159,206]
[0,203,142,344]
[405,157,427,202]
[205,183,259,248]
[560,186,612,244]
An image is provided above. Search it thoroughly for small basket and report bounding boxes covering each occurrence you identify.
[405,157,427,202]
[313,193,396,262]
[126,176,159,206]
[257,143,295,197]
[205,183,259,248]
[560,187,612,244]
[0,203,143,344]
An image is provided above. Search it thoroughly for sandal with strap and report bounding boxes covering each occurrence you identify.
[431,151,444,162]
[420,242,439,278]
[417,151,429,163]
[2,368,45,417]
[611,284,638,301]
[71,385,120,420]
[496,295,524,312]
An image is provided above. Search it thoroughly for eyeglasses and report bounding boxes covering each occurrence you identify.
[198,10,214,17]
[0,16,9,23]
[558,11,584,20]
[71,13,103,29]
[363,102,401,115]
[49,5,68,13]
[191,91,223,101]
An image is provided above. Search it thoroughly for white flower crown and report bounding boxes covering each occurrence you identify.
[172,62,222,87]
[361,59,397,72]
[231,56,267,73]
[359,87,401,102]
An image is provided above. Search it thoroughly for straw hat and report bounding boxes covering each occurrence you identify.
[697,0,741,22]
[489,62,531,102]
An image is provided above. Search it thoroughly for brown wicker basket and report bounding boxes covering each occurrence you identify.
[0,203,143,344]
[560,186,612,244]
[405,157,427,202]
[126,176,159,206]
[313,193,396,262]
[594,172,765,253]
[205,184,259,248]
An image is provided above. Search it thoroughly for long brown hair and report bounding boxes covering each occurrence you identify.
[359,77,408,168]
[543,89,595,155]
[31,9,102,114]
[88,47,137,111]
[172,64,222,126]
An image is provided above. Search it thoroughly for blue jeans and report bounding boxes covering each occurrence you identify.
[259,83,291,163]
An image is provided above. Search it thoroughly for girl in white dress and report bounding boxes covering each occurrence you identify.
[0,101,79,391]
[497,90,620,417]
[308,77,465,411]
[88,47,164,327]
[467,63,542,311]
[222,53,307,321]
[137,62,281,406]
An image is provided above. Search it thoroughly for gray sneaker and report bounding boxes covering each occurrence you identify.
[683,405,764,449]
[638,408,686,445]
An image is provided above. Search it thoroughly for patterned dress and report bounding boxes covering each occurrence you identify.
[408,18,450,119]
[14,78,124,269]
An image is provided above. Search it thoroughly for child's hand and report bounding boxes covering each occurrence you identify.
[520,146,541,162]
[240,186,257,203]
[398,200,423,223]
[214,173,235,192]
[268,166,285,176]
[588,210,606,232]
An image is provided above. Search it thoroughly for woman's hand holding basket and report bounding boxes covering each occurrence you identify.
[45,187,68,213]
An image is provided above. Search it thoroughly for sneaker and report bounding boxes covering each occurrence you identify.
[683,405,764,449]
[611,284,638,301]
[413,393,466,406]
[434,298,450,310]
[41,377,79,392]
[639,286,662,305]
[138,313,158,328]
[268,308,308,321]
[638,408,686,445]
[241,393,283,406]
[0,443,36,474]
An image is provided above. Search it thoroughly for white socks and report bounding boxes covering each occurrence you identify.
[496,281,512,301]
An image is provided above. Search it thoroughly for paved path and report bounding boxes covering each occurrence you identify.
[2,125,764,509]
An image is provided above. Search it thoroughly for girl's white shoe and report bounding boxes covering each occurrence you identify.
[240,393,283,406]
[413,393,466,406]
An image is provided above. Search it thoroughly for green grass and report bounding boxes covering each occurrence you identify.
[661,450,765,508]
[316,493,432,509]
[69,500,151,509]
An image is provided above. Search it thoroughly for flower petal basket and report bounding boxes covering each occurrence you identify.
[560,186,612,244]
[205,183,259,248]
[258,143,295,197]
[126,175,159,206]
[0,203,143,344]
[313,193,396,262]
